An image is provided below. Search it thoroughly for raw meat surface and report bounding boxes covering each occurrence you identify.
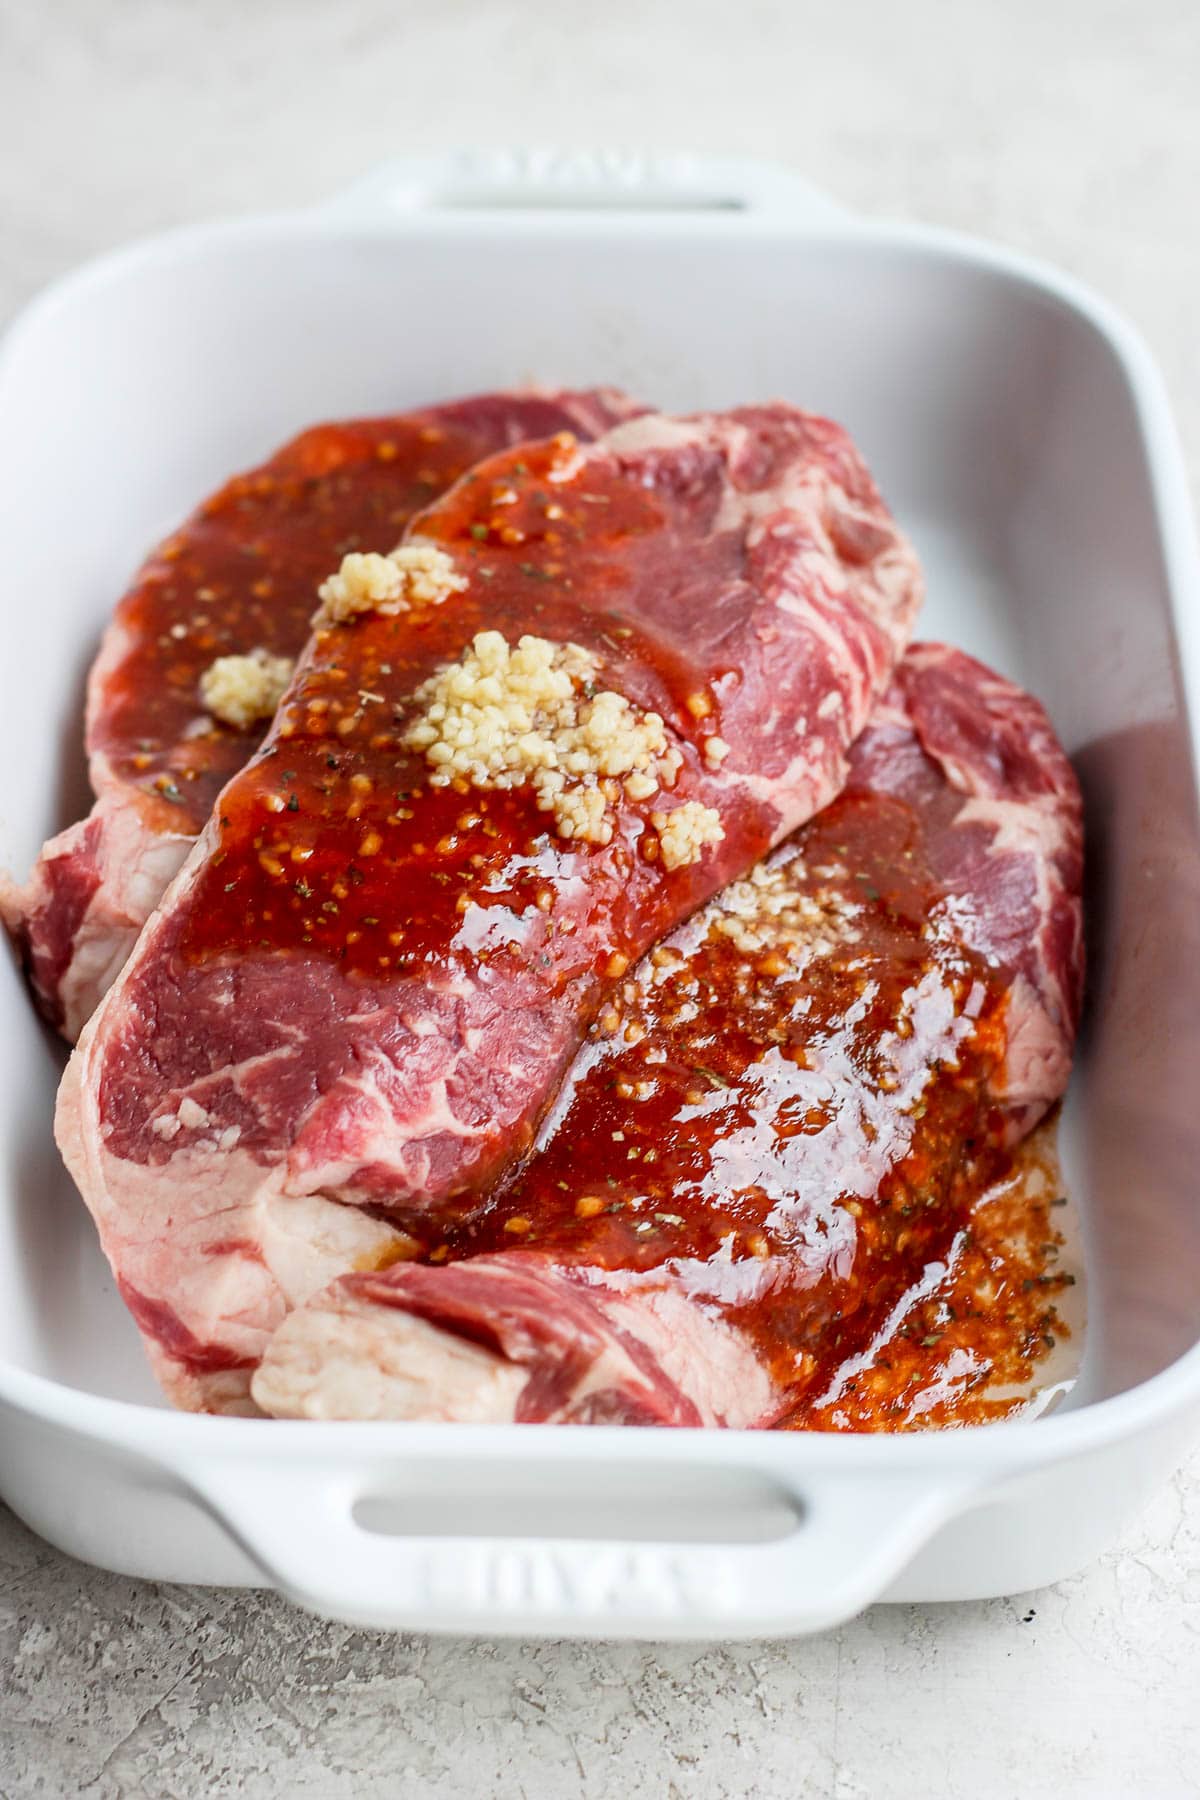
[254,645,1084,1427]
[2,389,635,1038]
[57,403,921,1411]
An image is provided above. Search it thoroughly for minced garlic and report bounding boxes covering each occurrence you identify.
[199,648,294,730]
[314,542,466,625]
[710,856,858,959]
[403,630,685,849]
[651,802,724,872]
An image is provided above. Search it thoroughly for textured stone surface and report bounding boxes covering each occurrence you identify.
[1,1473,1199,1797]
[2,0,1199,1793]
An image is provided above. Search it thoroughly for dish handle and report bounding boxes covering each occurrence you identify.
[323,149,849,228]
[180,1456,973,1637]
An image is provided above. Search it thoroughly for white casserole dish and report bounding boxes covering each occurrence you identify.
[1,150,1199,1640]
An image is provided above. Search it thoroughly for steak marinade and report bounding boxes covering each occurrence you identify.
[4,389,636,1037]
[254,646,1084,1428]
[58,404,921,1411]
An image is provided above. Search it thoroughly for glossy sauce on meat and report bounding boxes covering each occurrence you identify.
[61,402,922,1404]
[442,785,1017,1411]
[180,431,766,986]
[5,390,637,1040]
[99,405,622,833]
[796,1118,1080,1430]
[240,643,1083,1427]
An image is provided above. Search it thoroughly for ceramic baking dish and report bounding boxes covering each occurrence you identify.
[1,151,1198,1639]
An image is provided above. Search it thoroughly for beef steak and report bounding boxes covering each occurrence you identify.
[254,645,1083,1426]
[3,389,635,1037]
[57,403,921,1411]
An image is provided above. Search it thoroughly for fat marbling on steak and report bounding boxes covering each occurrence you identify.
[2,389,637,1039]
[57,403,922,1412]
[254,646,1084,1427]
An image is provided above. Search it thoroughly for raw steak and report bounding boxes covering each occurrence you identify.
[2,389,634,1039]
[253,645,1084,1426]
[57,403,921,1412]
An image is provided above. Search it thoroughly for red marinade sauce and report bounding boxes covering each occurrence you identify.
[96,414,590,834]
[793,1118,1076,1431]
[441,785,1024,1416]
[179,433,769,985]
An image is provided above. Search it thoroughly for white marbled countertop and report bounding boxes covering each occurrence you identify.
[1,0,1198,1793]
